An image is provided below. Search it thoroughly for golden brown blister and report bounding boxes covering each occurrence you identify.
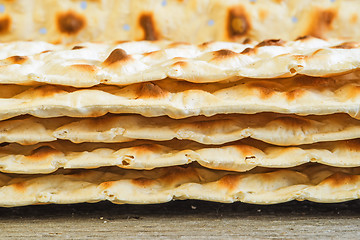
[2,139,360,174]
[0,164,359,207]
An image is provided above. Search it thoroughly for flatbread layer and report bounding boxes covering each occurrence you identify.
[0,77,360,120]
[3,113,360,146]
[1,38,360,86]
[1,139,360,174]
[0,164,359,207]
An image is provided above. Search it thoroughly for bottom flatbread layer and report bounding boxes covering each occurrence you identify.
[0,164,359,207]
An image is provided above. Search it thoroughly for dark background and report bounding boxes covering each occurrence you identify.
[1,200,359,239]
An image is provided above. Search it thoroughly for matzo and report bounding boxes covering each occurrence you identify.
[1,39,360,86]
[2,113,360,146]
[0,164,359,207]
[0,77,359,120]
[1,139,360,174]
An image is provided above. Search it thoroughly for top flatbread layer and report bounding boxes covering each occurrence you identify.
[0,0,359,43]
[1,38,360,86]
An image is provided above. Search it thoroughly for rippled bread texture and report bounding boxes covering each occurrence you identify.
[2,39,360,86]
[1,0,360,43]
[0,164,360,206]
[1,139,360,173]
[3,113,360,146]
[0,76,360,119]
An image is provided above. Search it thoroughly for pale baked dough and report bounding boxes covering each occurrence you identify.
[1,139,360,174]
[0,164,359,207]
[2,113,360,146]
[0,76,359,120]
[1,39,360,86]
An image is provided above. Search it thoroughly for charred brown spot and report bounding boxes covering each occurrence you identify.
[307,9,336,38]
[9,56,27,64]
[320,10,336,25]
[71,64,97,72]
[13,181,26,192]
[85,116,117,129]
[172,57,186,62]
[289,68,297,74]
[115,40,130,44]
[171,61,188,69]
[295,35,311,41]
[163,167,199,187]
[136,82,168,99]
[212,49,238,60]
[242,38,251,44]
[71,46,85,50]
[296,76,337,89]
[40,50,53,54]
[142,50,156,57]
[27,146,59,160]
[0,15,11,34]
[293,55,306,61]
[256,39,284,47]
[133,144,163,155]
[227,6,250,38]
[27,85,71,99]
[218,174,242,191]
[332,42,360,49]
[142,50,161,58]
[121,159,130,166]
[167,42,191,48]
[190,119,233,131]
[234,145,259,157]
[344,139,360,151]
[272,116,311,128]
[139,13,158,40]
[311,49,324,56]
[56,11,86,35]
[100,181,115,189]
[351,13,358,24]
[102,48,130,66]
[258,9,268,21]
[321,172,360,188]
[340,85,360,100]
[248,81,283,99]
[198,41,214,49]
[241,47,256,54]
[131,178,156,188]
[286,89,305,101]
[3,56,28,64]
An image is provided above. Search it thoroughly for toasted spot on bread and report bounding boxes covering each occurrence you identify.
[56,11,86,35]
[102,48,131,66]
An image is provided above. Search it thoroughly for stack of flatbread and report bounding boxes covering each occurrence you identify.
[1,36,360,207]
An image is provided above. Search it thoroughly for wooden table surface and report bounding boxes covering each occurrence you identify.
[1,200,360,239]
